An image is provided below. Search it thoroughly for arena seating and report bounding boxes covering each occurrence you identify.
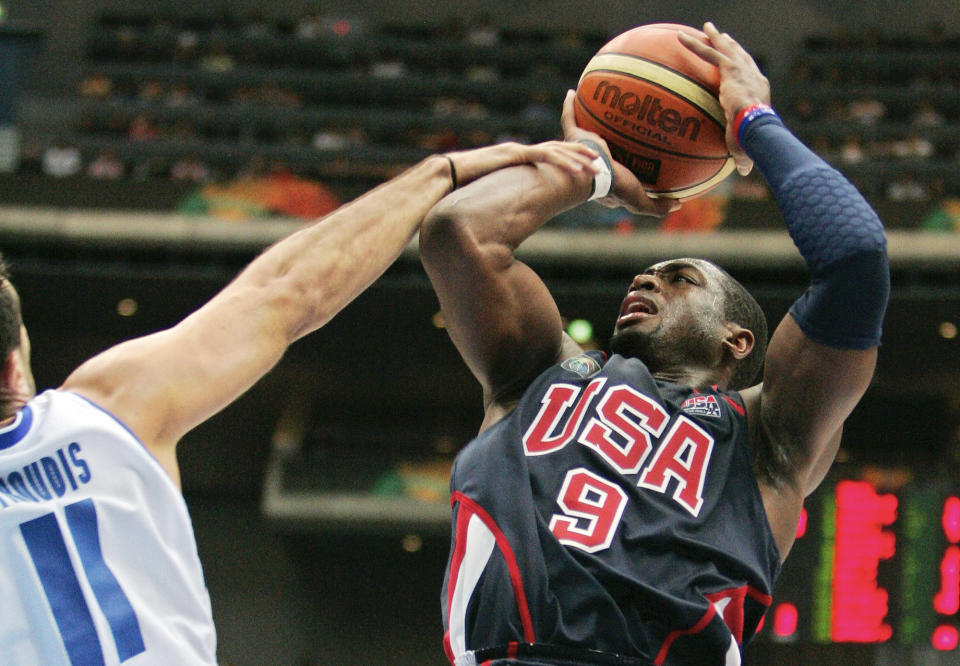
[10,11,960,229]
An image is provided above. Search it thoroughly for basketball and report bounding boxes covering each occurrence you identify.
[574,23,735,200]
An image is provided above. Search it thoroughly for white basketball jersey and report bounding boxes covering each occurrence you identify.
[0,390,217,665]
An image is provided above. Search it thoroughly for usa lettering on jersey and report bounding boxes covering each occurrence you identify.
[522,378,715,552]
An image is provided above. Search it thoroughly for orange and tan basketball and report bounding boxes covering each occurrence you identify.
[574,23,735,200]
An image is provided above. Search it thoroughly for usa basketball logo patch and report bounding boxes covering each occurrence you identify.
[681,394,722,418]
[561,355,602,379]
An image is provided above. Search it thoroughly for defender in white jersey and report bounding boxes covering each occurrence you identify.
[0,392,215,665]
[0,140,602,665]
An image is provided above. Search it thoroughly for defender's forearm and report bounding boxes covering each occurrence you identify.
[236,155,454,340]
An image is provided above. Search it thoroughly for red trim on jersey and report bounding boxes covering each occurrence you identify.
[444,499,476,663]
[654,605,717,665]
[705,586,748,644]
[720,394,746,416]
[449,491,537,644]
[746,585,773,606]
[703,584,773,647]
[443,630,454,663]
[507,641,519,658]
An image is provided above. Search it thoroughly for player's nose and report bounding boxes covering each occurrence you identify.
[631,274,661,292]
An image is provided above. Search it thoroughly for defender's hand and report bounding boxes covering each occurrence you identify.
[447,139,601,189]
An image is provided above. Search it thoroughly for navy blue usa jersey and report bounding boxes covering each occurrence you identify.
[442,352,781,666]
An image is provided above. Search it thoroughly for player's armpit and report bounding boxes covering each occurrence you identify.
[745,364,855,560]
[755,315,877,495]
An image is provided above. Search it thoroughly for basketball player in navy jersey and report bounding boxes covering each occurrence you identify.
[0,140,600,665]
[421,23,889,665]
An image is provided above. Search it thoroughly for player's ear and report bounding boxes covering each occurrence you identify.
[2,348,30,395]
[722,324,754,361]
[1,349,18,391]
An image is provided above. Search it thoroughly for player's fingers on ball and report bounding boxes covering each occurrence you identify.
[635,202,669,218]
[727,139,753,175]
[715,30,741,55]
[653,198,680,217]
[703,22,722,40]
[622,186,670,217]
[705,22,733,44]
[704,22,738,55]
[597,197,620,210]
[677,31,717,63]
[602,195,638,213]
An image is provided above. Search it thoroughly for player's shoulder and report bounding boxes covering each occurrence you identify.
[26,388,96,418]
[557,333,590,365]
[480,341,599,433]
[738,382,801,490]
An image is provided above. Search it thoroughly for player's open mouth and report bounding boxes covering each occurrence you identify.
[617,294,659,325]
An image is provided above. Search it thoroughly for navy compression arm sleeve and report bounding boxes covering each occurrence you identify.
[741,115,890,349]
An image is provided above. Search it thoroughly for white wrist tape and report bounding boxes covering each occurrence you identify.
[576,139,614,201]
[588,155,613,200]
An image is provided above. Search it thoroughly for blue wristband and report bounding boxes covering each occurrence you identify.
[733,103,780,149]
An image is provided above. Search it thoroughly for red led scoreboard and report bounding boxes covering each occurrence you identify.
[757,476,960,651]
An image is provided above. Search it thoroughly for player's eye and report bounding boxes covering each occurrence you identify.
[674,274,696,285]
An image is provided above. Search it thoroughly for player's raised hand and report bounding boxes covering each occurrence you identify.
[560,90,678,217]
[678,22,771,176]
